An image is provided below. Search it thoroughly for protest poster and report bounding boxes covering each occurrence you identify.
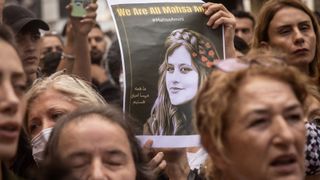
[107,0,225,147]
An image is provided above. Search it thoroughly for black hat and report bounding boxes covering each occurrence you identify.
[3,5,49,34]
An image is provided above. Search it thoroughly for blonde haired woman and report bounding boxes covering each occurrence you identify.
[24,71,107,164]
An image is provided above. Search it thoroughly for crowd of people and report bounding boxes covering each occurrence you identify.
[0,0,319,179]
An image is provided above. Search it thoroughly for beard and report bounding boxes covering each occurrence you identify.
[90,49,104,65]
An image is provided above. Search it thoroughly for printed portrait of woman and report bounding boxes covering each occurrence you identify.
[144,28,220,135]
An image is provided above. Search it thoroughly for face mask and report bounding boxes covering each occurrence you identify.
[31,127,53,165]
[41,52,62,76]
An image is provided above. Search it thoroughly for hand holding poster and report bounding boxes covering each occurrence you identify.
[107,0,225,147]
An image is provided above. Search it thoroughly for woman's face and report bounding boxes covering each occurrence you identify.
[27,89,78,139]
[0,41,26,160]
[267,7,316,67]
[57,116,136,180]
[165,45,199,106]
[221,76,305,180]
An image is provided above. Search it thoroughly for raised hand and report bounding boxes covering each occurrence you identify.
[203,2,236,58]
[143,139,167,176]
[66,1,98,36]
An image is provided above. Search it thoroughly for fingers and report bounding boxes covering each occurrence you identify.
[202,2,212,10]
[148,152,166,175]
[82,11,96,21]
[143,139,153,150]
[155,159,167,174]
[143,139,167,175]
[81,3,97,23]
[203,2,235,29]
[203,3,228,16]
[86,3,98,12]
[158,159,166,170]
[80,18,95,24]
[203,2,236,58]
[84,2,97,18]
[142,139,157,160]
[66,2,97,19]
[207,10,231,28]
[149,152,164,167]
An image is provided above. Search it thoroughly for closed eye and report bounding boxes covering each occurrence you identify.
[278,27,291,35]
[104,160,123,166]
[286,113,302,123]
[68,153,91,169]
[103,150,127,168]
[248,118,269,128]
[284,105,303,123]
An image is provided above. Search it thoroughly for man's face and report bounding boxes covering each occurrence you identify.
[16,27,42,76]
[40,35,63,59]
[235,17,254,45]
[88,27,107,65]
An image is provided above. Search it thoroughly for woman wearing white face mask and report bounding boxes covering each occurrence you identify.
[24,71,167,179]
[24,71,107,164]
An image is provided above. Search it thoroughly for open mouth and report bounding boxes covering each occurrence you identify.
[0,123,20,141]
[270,154,298,174]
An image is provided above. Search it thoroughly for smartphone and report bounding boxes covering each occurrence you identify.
[71,0,91,17]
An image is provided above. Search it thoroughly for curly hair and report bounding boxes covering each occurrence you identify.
[145,28,219,135]
[195,62,309,179]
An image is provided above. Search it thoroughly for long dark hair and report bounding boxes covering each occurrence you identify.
[146,28,219,135]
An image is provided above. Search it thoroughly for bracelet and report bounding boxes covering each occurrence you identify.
[61,52,75,60]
